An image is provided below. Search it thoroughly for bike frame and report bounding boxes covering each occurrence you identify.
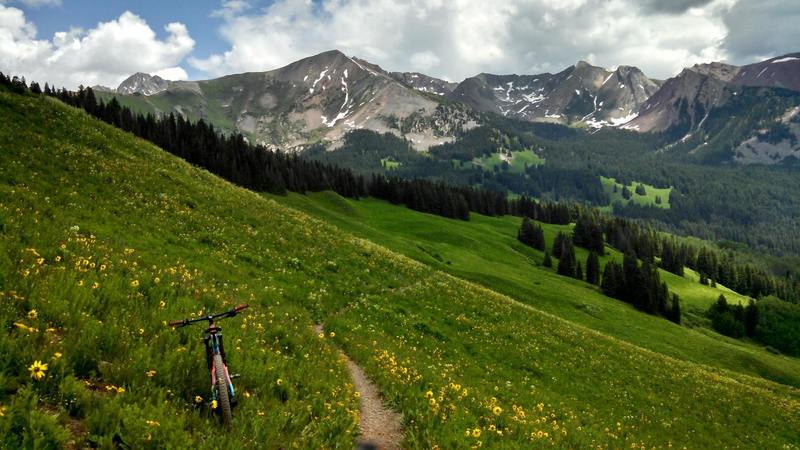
[204,322,235,405]
[168,304,248,414]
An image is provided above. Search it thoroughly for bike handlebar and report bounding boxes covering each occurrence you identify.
[168,304,249,328]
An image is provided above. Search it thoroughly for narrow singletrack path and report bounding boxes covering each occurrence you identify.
[314,324,403,450]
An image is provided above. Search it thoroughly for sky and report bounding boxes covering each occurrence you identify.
[1,0,798,89]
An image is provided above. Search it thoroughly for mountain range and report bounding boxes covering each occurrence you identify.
[96,50,800,164]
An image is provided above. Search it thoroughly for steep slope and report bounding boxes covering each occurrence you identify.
[449,61,659,127]
[116,72,171,95]
[390,71,457,96]
[621,54,800,163]
[622,68,730,133]
[98,50,478,151]
[279,192,800,387]
[732,52,800,92]
[3,88,799,448]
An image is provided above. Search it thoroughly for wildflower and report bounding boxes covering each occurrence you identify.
[116,386,125,394]
[36,258,44,265]
[0,405,6,417]
[146,369,157,377]
[27,310,38,319]
[329,331,335,338]
[53,352,62,359]
[354,391,360,398]
[276,378,284,386]
[99,264,106,271]
[55,256,61,262]
[493,406,503,416]
[159,300,166,309]
[195,395,203,404]
[472,428,481,438]
[146,420,160,427]
[425,390,434,398]
[210,400,218,409]
[130,280,139,288]
[154,277,160,284]
[91,282,99,289]
[77,280,84,286]
[29,360,48,380]
[318,333,324,339]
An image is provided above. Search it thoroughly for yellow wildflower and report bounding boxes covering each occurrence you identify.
[146,369,157,377]
[472,428,481,438]
[195,395,203,404]
[116,386,125,394]
[276,378,283,386]
[493,406,503,416]
[210,400,218,409]
[53,352,62,359]
[29,360,48,380]
[27,309,38,319]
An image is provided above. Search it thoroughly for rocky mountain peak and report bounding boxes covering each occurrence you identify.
[116,72,170,96]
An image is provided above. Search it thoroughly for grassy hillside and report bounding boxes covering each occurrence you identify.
[1,88,799,448]
[600,176,671,209]
[277,192,800,387]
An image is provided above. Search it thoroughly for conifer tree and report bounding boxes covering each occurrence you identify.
[518,217,535,247]
[543,251,552,268]
[668,293,681,324]
[744,300,759,338]
[586,251,600,285]
[557,240,576,277]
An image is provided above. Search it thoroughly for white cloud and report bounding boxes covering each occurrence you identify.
[0,6,194,88]
[409,50,440,72]
[0,0,62,7]
[189,0,744,81]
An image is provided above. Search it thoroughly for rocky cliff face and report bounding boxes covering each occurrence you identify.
[448,61,660,128]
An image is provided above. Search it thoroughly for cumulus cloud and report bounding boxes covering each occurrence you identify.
[190,0,741,81]
[0,6,194,88]
[721,0,800,63]
[636,0,714,14]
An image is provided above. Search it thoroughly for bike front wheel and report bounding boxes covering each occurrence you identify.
[213,354,233,427]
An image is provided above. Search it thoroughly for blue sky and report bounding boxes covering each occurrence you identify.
[20,0,232,79]
[1,0,798,89]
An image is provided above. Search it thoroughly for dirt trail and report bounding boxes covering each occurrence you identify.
[314,324,403,450]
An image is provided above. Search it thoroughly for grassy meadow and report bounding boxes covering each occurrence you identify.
[1,87,799,448]
[600,176,672,209]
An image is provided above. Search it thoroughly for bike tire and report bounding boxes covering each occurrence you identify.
[213,354,233,427]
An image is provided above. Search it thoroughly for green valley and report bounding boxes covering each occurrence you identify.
[1,85,799,449]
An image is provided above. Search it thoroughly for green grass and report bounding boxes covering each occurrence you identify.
[381,158,401,170]
[277,192,799,387]
[452,150,544,174]
[2,88,799,448]
[601,176,671,209]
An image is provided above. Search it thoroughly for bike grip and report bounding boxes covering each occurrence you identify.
[168,319,185,327]
[234,303,249,312]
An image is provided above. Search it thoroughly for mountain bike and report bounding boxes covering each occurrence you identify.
[169,304,249,426]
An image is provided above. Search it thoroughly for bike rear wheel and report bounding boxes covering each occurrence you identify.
[213,354,233,427]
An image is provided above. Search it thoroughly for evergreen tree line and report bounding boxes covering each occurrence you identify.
[601,252,681,324]
[4,74,514,222]
[707,295,758,339]
[517,217,678,323]
[6,73,798,305]
[602,215,799,303]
